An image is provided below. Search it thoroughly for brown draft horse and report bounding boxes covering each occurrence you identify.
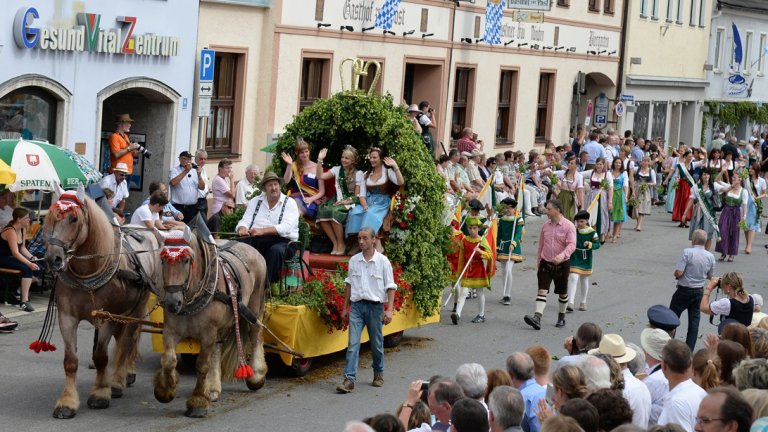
[43,188,163,419]
[154,225,268,418]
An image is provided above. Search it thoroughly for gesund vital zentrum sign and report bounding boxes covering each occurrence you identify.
[13,7,180,57]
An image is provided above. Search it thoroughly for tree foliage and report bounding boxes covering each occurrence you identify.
[269,91,449,317]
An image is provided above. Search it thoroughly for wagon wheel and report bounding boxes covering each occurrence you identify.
[291,357,313,377]
[383,331,404,348]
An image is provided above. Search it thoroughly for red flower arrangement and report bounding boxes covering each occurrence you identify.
[280,263,413,333]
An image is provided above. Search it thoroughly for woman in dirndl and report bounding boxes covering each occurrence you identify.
[581,157,612,241]
[553,155,584,221]
[315,146,364,255]
[633,156,656,232]
[282,139,325,218]
[744,162,766,254]
[609,157,629,242]
[687,170,718,250]
[672,150,701,226]
[345,148,404,251]
[715,174,748,262]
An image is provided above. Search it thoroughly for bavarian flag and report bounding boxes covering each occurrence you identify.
[374,0,402,30]
[482,0,506,45]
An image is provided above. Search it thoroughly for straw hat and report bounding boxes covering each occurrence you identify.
[113,162,130,173]
[408,104,420,113]
[115,114,134,123]
[588,334,637,364]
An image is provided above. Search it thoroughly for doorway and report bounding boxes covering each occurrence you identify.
[100,85,177,210]
[402,61,444,151]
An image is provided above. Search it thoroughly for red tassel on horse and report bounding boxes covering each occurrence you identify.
[234,364,254,379]
[29,340,42,353]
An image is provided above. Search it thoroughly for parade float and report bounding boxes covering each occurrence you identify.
[151,59,450,376]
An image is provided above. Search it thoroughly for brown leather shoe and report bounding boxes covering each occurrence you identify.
[336,378,355,393]
[372,374,384,387]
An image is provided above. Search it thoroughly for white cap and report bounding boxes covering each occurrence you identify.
[113,162,130,173]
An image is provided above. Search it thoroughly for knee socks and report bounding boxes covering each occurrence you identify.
[558,295,569,313]
[456,287,467,317]
[478,290,486,317]
[534,291,547,316]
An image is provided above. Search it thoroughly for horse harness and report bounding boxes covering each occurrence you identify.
[164,236,257,323]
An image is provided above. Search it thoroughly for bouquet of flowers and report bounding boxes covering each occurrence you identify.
[277,262,413,333]
[657,184,666,195]
[671,179,679,190]
[550,172,559,186]
[390,192,421,241]
[739,219,749,231]
[627,196,637,207]
[600,178,611,190]
[517,163,528,174]
[639,183,649,193]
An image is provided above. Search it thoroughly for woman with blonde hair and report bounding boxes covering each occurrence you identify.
[315,146,363,255]
[541,415,584,432]
[282,138,325,218]
[691,348,721,390]
[633,156,656,231]
[701,273,755,329]
[741,388,768,420]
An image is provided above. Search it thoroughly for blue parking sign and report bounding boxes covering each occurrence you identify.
[199,49,215,82]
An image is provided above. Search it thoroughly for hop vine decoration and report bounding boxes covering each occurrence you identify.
[739,220,749,231]
[639,183,649,193]
[269,92,448,318]
[600,178,610,190]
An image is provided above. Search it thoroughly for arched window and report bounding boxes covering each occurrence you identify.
[0,87,58,143]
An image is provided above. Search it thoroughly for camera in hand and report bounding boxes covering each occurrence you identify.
[191,162,199,169]
[135,144,152,158]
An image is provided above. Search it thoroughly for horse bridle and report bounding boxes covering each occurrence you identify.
[160,236,220,316]
[160,245,194,296]
[45,198,90,262]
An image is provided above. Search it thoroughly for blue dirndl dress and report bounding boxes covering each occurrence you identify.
[346,170,399,237]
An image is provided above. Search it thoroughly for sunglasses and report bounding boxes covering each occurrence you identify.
[225,205,235,210]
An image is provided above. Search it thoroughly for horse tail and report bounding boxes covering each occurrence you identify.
[218,320,253,382]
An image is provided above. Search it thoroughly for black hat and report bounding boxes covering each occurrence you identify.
[179,151,193,159]
[574,210,590,221]
[647,305,680,331]
[500,197,517,208]
[467,199,483,210]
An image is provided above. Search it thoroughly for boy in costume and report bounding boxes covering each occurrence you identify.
[461,198,488,300]
[496,197,524,306]
[451,217,494,324]
[566,210,600,312]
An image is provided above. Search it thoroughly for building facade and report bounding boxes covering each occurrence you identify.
[197,0,623,173]
[618,0,712,148]
[703,0,768,142]
[0,0,199,204]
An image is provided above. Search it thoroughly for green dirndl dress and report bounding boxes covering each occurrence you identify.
[316,166,361,225]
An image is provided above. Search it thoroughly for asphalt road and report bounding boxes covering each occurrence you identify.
[1,205,766,432]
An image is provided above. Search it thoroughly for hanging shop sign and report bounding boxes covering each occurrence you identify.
[13,6,181,57]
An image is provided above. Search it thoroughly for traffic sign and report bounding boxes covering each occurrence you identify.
[620,94,634,102]
[594,93,609,128]
[198,97,211,117]
[199,49,215,82]
[198,82,213,97]
[585,100,594,118]
[584,116,591,127]
[615,101,626,117]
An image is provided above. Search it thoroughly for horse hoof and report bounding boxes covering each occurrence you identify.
[87,396,110,410]
[52,406,77,419]
[185,407,208,418]
[209,391,220,402]
[246,377,266,391]
[126,373,136,387]
[111,387,123,399]
[154,389,175,404]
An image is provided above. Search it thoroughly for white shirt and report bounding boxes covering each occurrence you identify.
[330,166,364,203]
[235,178,257,206]
[0,205,13,227]
[345,250,397,303]
[622,368,652,428]
[657,379,706,432]
[642,365,669,426]
[130,203,158,225]
[197,169,210,199]
[710,294,758,316]
[235,193,299,241]
[99,174,129,205]
[169,165,201,205]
